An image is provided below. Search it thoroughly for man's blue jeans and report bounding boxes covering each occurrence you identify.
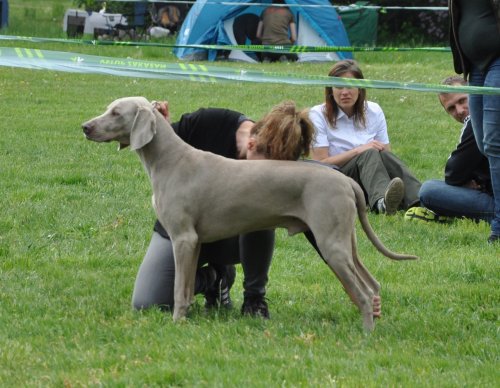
[469,57,500,236]
[419,180,494,223]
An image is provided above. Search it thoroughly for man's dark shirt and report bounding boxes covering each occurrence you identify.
[445,116,492,194]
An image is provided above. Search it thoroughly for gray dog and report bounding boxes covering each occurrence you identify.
[82,96,418,331]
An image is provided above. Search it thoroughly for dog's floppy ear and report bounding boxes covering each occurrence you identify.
[130,106,157,151]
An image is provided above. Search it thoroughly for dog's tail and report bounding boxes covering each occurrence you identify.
[351,180,418,261]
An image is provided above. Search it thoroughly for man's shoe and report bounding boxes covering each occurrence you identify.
[241,294,270,319]
[204,265,236,310]
[404,206,453,223]
[487,234,500,244]
[382,177,405,215]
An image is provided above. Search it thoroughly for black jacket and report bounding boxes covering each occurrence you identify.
[445,116,492,194]
[449,0,500,79]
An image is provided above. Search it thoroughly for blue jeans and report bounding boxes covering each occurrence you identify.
[419,180,494,223]
[469,57,500,236]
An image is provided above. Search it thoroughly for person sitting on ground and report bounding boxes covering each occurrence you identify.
[132,100,315,319]
[309,59,421,215]
[149,5,181,38]
[406,76,494,223]
[158,5,180,33]
[256,0,298,63]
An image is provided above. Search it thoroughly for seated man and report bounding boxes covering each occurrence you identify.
[406,76,494,223]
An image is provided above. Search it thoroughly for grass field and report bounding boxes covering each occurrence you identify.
[1,1,499,387]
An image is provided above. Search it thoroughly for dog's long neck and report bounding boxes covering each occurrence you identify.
[136,110,192,180]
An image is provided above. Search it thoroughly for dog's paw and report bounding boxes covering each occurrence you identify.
[173,306,190,323]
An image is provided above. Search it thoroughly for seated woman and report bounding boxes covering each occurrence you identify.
[309,59,421,215]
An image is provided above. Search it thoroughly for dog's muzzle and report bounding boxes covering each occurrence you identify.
[82,123,95,138]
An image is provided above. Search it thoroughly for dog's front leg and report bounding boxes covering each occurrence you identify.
[172,233,200,322]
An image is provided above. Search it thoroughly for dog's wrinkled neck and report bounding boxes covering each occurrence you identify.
[136,113,189,175]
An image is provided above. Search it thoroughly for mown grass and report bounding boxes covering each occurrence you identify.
[0,1,498,387]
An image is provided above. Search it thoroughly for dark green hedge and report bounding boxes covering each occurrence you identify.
[334,0,449,45]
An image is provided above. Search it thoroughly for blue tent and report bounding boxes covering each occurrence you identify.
[174,0,352,62]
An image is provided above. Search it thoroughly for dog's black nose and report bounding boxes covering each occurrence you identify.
[82,124,93,136]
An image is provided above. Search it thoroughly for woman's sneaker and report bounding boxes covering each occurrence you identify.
[383,177,405,215]
[374,178,405,215]
[204,265,236,310]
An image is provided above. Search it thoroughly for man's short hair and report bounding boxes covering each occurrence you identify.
[441,75,467,87]
[439,75,467,97]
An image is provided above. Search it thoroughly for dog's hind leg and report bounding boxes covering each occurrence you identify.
[172,232,201,322]
[350,231,380,294]
[351,232,381,318]
[315,232,376,331]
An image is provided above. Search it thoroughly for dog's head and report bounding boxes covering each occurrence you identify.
[82,96,157,151]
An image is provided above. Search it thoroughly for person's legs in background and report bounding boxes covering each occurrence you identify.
[487,157,500,242]
[341,148,392,209]
[469,58,500,242]
[419,179,495,223]
[469,69,486,153]
[379,150,422,209]
[341,148,405,214]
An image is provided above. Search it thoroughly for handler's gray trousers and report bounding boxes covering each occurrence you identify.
[132,230,275,310]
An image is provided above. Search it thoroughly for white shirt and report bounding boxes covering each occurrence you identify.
[309,101,389,157]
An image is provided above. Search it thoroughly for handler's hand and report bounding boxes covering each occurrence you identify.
[153,101,171,122]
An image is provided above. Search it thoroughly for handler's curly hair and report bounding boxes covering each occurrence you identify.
[251,100,314,161]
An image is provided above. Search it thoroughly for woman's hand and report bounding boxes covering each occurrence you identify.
[312,141,389,168]
[355,141,386,153]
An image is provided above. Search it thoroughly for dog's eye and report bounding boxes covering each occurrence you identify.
[111,108,120,116]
